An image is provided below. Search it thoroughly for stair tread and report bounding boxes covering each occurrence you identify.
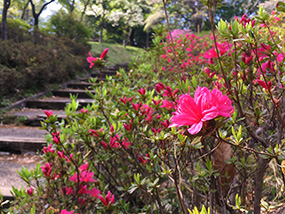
[29,97,94,102]
[0,125,46,138]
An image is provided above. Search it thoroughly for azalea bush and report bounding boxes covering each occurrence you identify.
[4,2,285,214]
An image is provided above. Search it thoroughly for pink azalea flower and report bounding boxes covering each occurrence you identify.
[65,187,75,195]
[101,141,108,149]
[155,82,165,93]
[138,88,146,95]
[44,110,53,118]
[163,86,179,98]
[261,60,275,73]
[87,187,101,198]
[256,79,272,91]
[43,144,55,154]
[204,68,216,78]
[122,139,132,149]
[99,191,115,208]
[41,163,53,177]
[132,102,142,111]
[161,119,170,128]
[78,198,86,205]
[69,170,96,183]
[109,136,120,148]
[120,96,128,104]
[78,185,88,195]
[27,187,33,196]
[152,99,161,106]
[145,112,153,123]
[52,132,60,144]
[169,87,233,134]
[80,108,88,114]
[160,100,175,110]
[80,170,96,183]
[277,53,284,64]
[242,53,253,65]
[61,209,78,214]
[203,46,218,59]
[100,48,108,60]
[140,104,152,115]
[57,151,65,159]
[138,153,149,164]
[69,173,78,183]
[87,52,98,68]
[80,163,89,172]
[53,136,60,144]
[123,123,132,131]
[210,89,234,117]
[110,125,114,132]
[151,127,162,135]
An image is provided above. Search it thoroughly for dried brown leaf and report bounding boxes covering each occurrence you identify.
[212,141,236,196]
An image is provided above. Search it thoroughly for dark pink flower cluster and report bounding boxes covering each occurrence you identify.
[108,134,132,149]
[69,163,97,183]
[99,190,115,208]
[87,48,108,68]
[235,14,255,27]
[138,153,150,164]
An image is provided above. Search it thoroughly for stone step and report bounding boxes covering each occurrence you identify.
[0,154,41,201]
[91,71,117,78]
[108,63,128,71]
[0,126,46,153]
[67,82,94,89]
[52,88,96,98]
[0,137,46,153]
[3,109,67,127]
[26,97,94,110]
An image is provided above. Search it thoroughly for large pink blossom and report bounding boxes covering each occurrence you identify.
[169,87,234,134]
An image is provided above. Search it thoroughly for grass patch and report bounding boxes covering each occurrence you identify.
[88,42,145,65]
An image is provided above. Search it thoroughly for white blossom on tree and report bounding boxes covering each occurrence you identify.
[108,0,144,47]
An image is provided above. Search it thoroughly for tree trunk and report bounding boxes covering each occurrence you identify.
[80,0,90,21]
[33,15,39,43]
[21,1,30,20]
[1,0,11,41]
[146,31,149,48]
[123,33,127,48]
[254,156,269,214]
[129,28,134,46]
[29,0,55,44]
[99,17,104,44]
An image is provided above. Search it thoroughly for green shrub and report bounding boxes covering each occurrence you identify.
[49,11,92,42]
[0,36,90,106]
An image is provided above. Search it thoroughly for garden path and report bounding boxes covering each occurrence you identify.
[0,63,128,202]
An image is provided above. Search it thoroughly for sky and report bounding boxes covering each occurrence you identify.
[41,2,62,19]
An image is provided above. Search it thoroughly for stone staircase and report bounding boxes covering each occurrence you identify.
[0,64,127,202]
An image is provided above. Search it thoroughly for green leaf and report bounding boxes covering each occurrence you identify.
[237,125,242,141]
[232,19,239,36]
[276,2,285,12]
[192,76,198,88]
[192,136,202,145]
[128,185,138,194]
[30,204,36,214]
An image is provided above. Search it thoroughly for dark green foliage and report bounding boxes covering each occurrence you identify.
[49,11,92,42]
[0,23,90,106]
